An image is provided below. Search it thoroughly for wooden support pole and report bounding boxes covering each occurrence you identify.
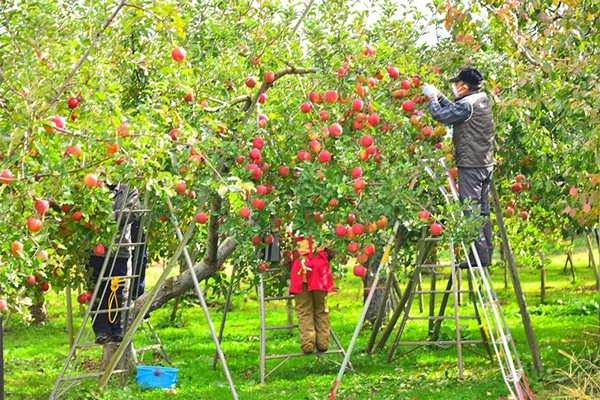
[490,181,543,373]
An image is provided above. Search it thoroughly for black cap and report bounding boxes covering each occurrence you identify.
[449,67,483,86]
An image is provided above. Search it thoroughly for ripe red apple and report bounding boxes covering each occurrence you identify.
[367,114,380,126]
[325,91,338,103]
[0,299,6,311]
[319,151,331,163]
[335,225,347,238]
[40,282,50,292]
[328,198,338,207]
[401,80,411,90]
[169,129,180,141]
[239,207,250,218]
[67,97,79,109]
[246,164,262,180]
[352,223,364,235]
[263,71,275,83]
[366,146,376,155]
[77,293,88,305]
[363,45,375,56]
[300,103,312,113]
[175,182,187,194]
[251,235,262,246]
[253,198,265,210]
[388,66,399,78]
[366,221,377,233]
[515,174,525,183]
[256,185,267,195]
[329,123,343,137]
[245,76,258,88]
[377,216,388,228]
[253,137,264,149]
[519,211,529,221]
[418,210,430,220]
[353,179,365,191]
[35,199,50,215]
[569,186,577,196]
[86,291,93,302]
[264,235,274,245]
[83,173,98,188]
[183,93,194,102]
[117,122,131,137]
[38,249,49,261]
[336,67,346,78]
[352,99,364,111]
[314,212,324,223]
[430,223,443,236]
[52,116,66,129]
[93,244,105,256]
[258,92,268,104]
[510,183,522,193]
[297,151,311,162]
[73,210,83,221]
[24,275,36,286]
[196,213,208,224]
[351,167,362,179]
[259,263,268,273]
[249,149,261,160]
[309,140,321,153]
[346,213,356,224]
[353,265,367,278]
[159,215,169,222]
[348,242,359,253]
[0,170,14,184]
[504,207,514,217]
[278,165,289,176]
[360,135,374,148]
[364,244,375,256]
[402,100,415,112]
[27,217,43,232]
[171,47,186,62]
[10,241,23,256]
[356,253,369,264]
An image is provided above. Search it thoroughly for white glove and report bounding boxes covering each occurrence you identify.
[422,84,438,98]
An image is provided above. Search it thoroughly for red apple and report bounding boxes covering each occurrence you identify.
[253,198,265,210]
[364,243,375,256]
[27,217,43,232]
[11,240,23,256]
[38,249,49,261]
[309,140,321,153]
[24,274,36,286]
[278,165,289,176]
[86,291,93,301]
[253,137,264,149]
[352,99,364,111]
[430,223,443,236]
[0,170,14,184]
[356,253,369,264]
[249,149,261,160]
[258,92,268,104]
[515,174,525,183]
[252,235,262,246]
[175,182,187,194]
[263,71,275,83]
[83,173,98,188]
[352,224,364,235]
[245,76,258,88]
[93,244,105,256]
[35,199,50,215]
[377,216,388,228]
[353,179,365,191]
[511,183,522,193]
[319,151,331,163]
[77,293,88,305]
[264,235,274,245]
[314,212,323,223]
[73,210,83,221]
[353,265,367,278]
[351,167,362,179]
[273,217,283,227]
[418,210,430,220]
[300,103,311,113]
[325,91,338,103]
[184,93,194,102]
[504,207,514,217]
[256,185,267,195]
[346,213,356,224]
[196,213,208,224]
[171,47,186,62]
[402,100,414,112]
[401,80,411,90]
[348,242,359,253]
[40,282,50,292]
[387,66,399,78]
[519,211,529,221]
[239,207,250,218]
[328,198,338,207]
[335,225,347,238]
[0,299,6,311]
[329,123,343,137]
[67,98,79,109]
[360,135,374,148]
[367,114,380,126]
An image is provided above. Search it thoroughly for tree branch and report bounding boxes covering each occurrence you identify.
[204,195,223,266]
[39,0,128,119]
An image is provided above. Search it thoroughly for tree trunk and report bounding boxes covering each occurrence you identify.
[28,298,47,324]
[539,252,546,304]
[362,254,389,324]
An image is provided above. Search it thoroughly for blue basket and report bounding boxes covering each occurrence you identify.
[136,365,179,389]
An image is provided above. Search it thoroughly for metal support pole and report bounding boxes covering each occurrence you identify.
[1,303,4,400]
[258,273,266,384]
[213,265,238,371]
[330,220,399,399]
[167,199,239,399]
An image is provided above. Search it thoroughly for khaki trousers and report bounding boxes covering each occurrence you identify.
[294,283,330,352]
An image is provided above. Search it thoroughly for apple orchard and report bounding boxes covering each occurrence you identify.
[1,0,600,363]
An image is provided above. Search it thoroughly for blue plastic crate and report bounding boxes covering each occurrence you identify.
[136,365,179,389]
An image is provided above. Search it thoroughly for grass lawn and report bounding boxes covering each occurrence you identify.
[3,247,599,400]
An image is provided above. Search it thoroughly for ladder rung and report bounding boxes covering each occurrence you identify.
[135,344,163,352]
[413,290,471,295]
[265,349,343,360]
[424,237,443,242]
[265,324,298,330]
[99,274,140,281]
[420,264,454,268]
[59,369,127,381]
[112,242,146,247]
[494,334,511,345]
[265,295,295,301]
[88,306,135,315]
[128,209,152,213]
[264,268,282,273]
[407,316,478,320]
[394,340,486,346]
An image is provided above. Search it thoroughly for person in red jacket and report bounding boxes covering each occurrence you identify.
[288,234,335,353]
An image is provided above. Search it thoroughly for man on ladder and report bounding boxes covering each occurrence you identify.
[422,67,495,269]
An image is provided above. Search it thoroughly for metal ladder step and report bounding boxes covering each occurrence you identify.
[419,263,455,268]
[394,340,486,346]
[265,295,295,301]
[265,324,298,331]
[59,369,127,381]
[86,306,135,315]
[135,344,163,352]
[407,316,478,320]
[265,349,343,360]
[264,268,283,273]
[413,290,471,295]
[99,274,140,281]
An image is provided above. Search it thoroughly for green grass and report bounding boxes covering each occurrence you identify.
[3,248,600,400]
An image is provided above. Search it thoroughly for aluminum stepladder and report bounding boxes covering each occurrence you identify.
[385,229,493,368]
[97,195,239,399]
[257,266,354,384]
[330,159,533,400]
[130,318,173,367]
[49,186,160,399]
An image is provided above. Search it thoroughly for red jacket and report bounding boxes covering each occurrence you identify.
[289,237,334,293]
